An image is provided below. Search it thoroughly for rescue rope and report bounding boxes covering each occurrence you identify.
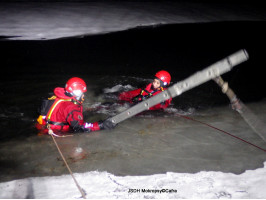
[48,128,86,199]
[175,114,266,152]
[48,130,73,137]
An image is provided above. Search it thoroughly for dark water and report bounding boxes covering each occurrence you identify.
[0,22,266,182]
[1,21,265,139]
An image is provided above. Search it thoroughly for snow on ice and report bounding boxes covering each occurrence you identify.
[0,161,266,199]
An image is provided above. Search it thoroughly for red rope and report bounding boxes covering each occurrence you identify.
[176,114,266,153]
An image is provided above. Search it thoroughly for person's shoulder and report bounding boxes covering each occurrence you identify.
[61,100,78,108]
[61,101,82,114]
[144,83,152,90]
[146,82,152,87]
[54,87,65,96]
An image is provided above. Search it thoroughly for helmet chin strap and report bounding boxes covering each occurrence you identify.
[73,94,84,105]
[78,94,85,103]
[155,77,168,88]
[65,91,84,105]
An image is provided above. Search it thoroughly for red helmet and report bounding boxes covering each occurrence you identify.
[155,70,171,86]
[65,77,87,98]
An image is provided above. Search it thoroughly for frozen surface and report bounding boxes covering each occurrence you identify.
[1,1,266,40]
[0,161,266,198]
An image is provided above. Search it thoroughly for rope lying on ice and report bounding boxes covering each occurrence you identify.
[48,128,86,199]
[176,114,266,153]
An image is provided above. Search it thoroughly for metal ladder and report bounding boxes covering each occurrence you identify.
[107,49,249,125]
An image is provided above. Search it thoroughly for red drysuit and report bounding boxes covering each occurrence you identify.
[36,87,100,134]
[118,83,172,110]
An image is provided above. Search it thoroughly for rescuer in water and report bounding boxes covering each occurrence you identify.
[118,70,172,110]
[36,77,114,134]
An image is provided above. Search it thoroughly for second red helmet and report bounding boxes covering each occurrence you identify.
[155,70,171,86]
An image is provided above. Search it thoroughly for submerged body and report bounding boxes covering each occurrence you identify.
[36,87,101,134]
[119,70,172,110]
[119,83,172,110]
[35,77,116,134]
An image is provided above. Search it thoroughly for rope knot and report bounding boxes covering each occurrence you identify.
[221,82,228,93]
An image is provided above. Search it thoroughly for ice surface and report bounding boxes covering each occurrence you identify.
[1,1,266,40]
[0,161,266,198]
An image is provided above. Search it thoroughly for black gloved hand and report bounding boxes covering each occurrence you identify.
[99,119,116,130]
[132,95,143,103]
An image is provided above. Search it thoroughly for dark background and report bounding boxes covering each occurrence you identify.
[1,21,265,100]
